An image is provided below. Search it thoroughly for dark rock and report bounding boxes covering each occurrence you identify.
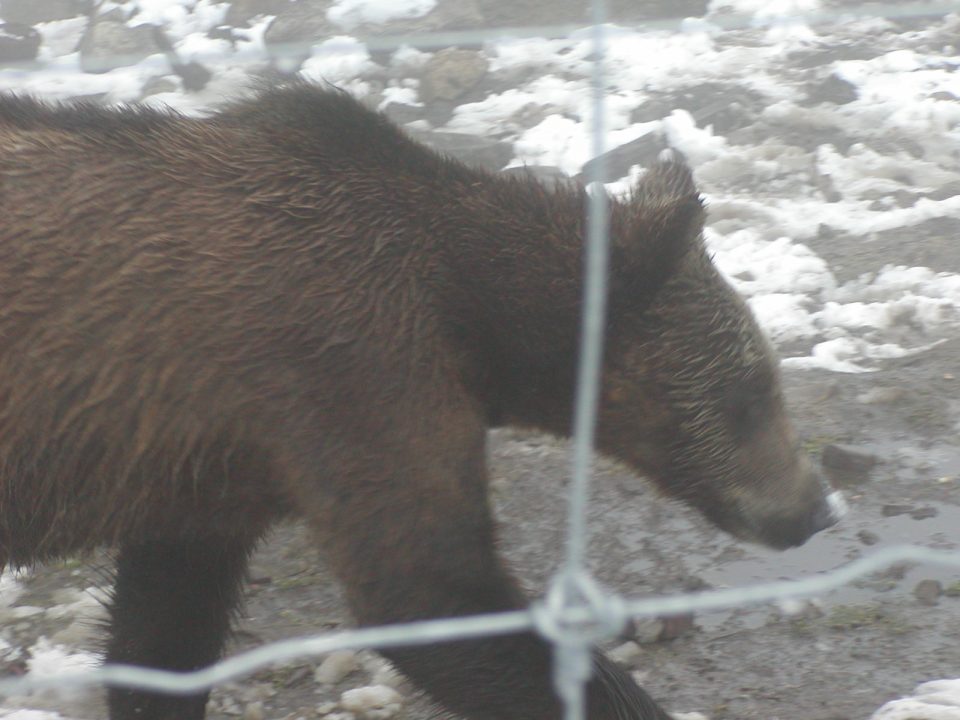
[575,132,668,184]
[881,504,915,517]
[407,129,513,172]
[818,179,843,203]
[681,575,712,592]
[419,49,488,104]
[615,0,708,20]
[0,0,84,25]
[500,165,575,190]
[208,26,250,47]
[878,563,909,581]
[172,60,212,92]
[910,506,938,521]
[416,0,485,31]
[630,97,674,124]
[658,613,695,641]
[146,24,212,92]
[225,0,294,27]
[263,1,334,70]
[627,614,695,644]
[857,530,880,546]
[140,76,178,97]
[0,22,39,64]
[79,20,160,73]
[805,73,859,106]
[631,83,763,134]
[821,444,878,485]
[925,181,960,201]
[380,102,424,126]
[931,90,959,102]
[892,189,919,208]
[913,579,942,606]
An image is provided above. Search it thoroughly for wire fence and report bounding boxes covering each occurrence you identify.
[1,0,960,718]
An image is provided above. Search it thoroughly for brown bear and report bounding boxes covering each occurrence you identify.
[0,83,843,720]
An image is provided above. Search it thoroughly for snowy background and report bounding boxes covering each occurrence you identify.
[0,0,959,718]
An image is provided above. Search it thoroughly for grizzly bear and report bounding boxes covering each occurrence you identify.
[0,83,842,720]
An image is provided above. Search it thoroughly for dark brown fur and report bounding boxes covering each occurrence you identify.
[0,84,839,719]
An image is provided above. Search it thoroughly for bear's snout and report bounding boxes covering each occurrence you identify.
[750,488,847,550]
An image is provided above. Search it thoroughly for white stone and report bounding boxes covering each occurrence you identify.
[608,641,642,665]
[315,650,360,684]
[340,685,403,719]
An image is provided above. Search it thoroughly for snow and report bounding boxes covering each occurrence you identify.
[300,36,378,95]
[871,679,960,720]
[327,0,437,30]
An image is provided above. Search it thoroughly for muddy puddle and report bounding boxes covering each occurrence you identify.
[685,501,960,630]
[662,437,960,632]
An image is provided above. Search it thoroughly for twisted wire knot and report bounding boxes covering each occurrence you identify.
[532,569,627,647]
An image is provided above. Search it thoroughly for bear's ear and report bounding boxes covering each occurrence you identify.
[610,155,705,308]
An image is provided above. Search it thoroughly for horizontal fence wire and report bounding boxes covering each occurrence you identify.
[1,0,960,713]
[2,545,960,698]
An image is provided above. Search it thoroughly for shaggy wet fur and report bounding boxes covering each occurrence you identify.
[0,84,836,719]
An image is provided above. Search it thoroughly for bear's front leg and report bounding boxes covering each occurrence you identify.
[283,401,673,720]
[106,534,258,720]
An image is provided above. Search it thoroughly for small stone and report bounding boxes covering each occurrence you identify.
[0,22,39,64]
[914,579,943,606]
[406,129,513,172]
[857,530,880,546]
[631,618,665,644]
[418,49,488,103]
[659,613,695,641]
[340,686,403,720]
[910,506,938,520]
[500,165,573,190]
[892,189,919,208]
[881,504,915,517]
[856,387,907,404]
[79,20,161,73]
[576,131,668,184]
[879,563,909,581]
[316,650,359,685]
[243,702,265,720]
[0,0,80,24]
[608,641,642,665]
[369,663,404,689]
[805,73,859,105]
[821,444,878,485]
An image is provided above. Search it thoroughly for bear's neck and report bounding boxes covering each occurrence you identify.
[430,173,600,433]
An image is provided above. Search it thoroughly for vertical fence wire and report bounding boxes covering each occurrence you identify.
[545,0,613,715]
